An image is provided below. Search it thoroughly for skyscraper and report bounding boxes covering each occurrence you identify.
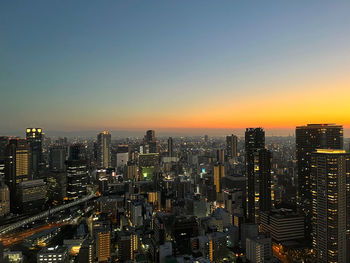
[296,124,343,238]
[5,139,30,211]
[49,145,66,171]
[226,134,238,159]
[66,160,88,201]
[168,137,173,157]
[97,131,111,168]
[245,128,267,222]
[214,164,225,194]
[26,128,44,179]
[311,149,348,263]
[144,130,157,153]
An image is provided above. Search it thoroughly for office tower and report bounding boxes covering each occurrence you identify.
[214,164,225,193]
[0,137,9,180]
[69,143,87,161]
[49,145,66,171]
[130,200,143,226]
[94,219,111,262]
[226,134,238,159]
[0,182,10,216]
[168,137,173,157]
[139,153,159,181]
[145,130,155,143]
[144,130,157,153]
[78,239,95,263]
[37,246,69,263]
[260,210,304,242]
[66,160,88,201]
[97,131,111,168]
[47,171,67,204]
[296,124,343,238]
[246,236,272,263]
[216,149,225,164]
[26,128,44,178]
[117,231,139,261]
[16,179,46,213]
[5,139,30,211]
[311,149,348,263]
[245,128,267,222]
[116,145,129,169]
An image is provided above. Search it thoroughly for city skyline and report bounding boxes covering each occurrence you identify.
[1,0,350,133]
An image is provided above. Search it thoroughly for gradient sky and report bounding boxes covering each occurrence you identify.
[1,0,350,135]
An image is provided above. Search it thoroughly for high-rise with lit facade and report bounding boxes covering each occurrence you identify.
[226,134,238,160]
[66,160,88,201]
[311,149,348,263]
[26,128,44,179]
[5,139,30,211]
[245,128,266,222]
[296,124,343,238]
[214,164,225,194]
[97,131,111,168]
[0,182,10,217]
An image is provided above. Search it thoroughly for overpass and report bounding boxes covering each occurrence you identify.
[0,193,97,236]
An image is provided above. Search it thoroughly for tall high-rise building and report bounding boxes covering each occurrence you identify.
[296,124,343,238]
[66,160,88,201]
[168,137,173,157]
[0,182,10,217]
[0,137,9,180]
[214,164,225,193]
[26,128,44,179]
[78,239,95,263]
[49,145,66,171]
[97,131,111,168]
[311,149,348,263]
[144,130,157,153]
[245,128,266,222]
[5,139,30,211]
[69,143,86,161]
[145,130,155,143]
[226,134,238,159]
[216,149,225,164]
[94,219,111,262]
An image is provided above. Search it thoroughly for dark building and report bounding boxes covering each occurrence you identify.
[69,143,87,161]
[245,128,266,222]
[49,145,66,171]
[78,239,95,263]
[5,139,31,211]
[168,137,174,157]
[172,216,199,255]
[16,179,46,213]
[0,137,9,180]
[226,134,238,159]
[66,160,88,201]
[144,130,157,153]
[296,124,343,238]
[47,171,67,204]
[26,128,44,179]
[311,149,348,263]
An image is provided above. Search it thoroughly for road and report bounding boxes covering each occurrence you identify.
[0,193,96,236]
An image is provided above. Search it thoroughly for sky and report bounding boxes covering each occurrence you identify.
[0,0,350,136]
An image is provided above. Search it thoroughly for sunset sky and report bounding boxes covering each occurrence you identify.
[1,0,349,136]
